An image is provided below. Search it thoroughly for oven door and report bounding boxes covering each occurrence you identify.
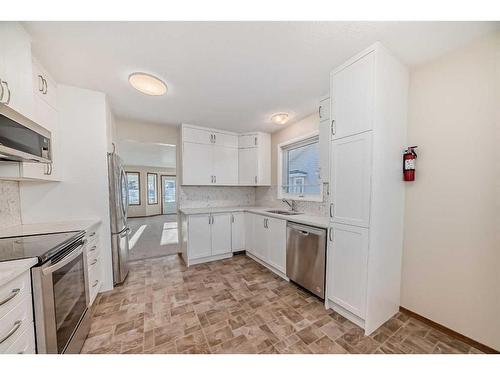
[32,238,88,353]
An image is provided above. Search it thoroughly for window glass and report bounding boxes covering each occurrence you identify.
[147,173,158,204]
[126,172,140,205]
[281,138,321,198]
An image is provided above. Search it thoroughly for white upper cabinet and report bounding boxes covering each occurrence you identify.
[327,223,369,319]
[0,23,34,119]
[238,132,271,186]
[331,51,374,140]
[211,213,232,255]
[32,59,57,110]
[213,145,238,185]
[329,131,372,228]
[231,212,245,252]
[182,142,213,185]
[238,147,258,185]
[318,97,331,184]
[181,124,270,186]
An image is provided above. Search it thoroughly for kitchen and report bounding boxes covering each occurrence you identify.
[0,16,499,364]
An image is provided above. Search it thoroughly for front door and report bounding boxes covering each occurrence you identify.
[161,175,176,215]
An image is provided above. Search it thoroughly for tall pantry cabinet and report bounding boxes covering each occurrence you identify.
[325,43,408,335]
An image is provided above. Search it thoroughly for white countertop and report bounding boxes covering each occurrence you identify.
[179,206,329,229]
[0,257,37,285]
[0,219,101,239]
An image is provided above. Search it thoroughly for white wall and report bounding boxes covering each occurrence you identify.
[19,85,114,291]
[114,118,178,146]
[402,31,500,351]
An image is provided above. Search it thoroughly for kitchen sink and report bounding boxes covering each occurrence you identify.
[266,210,302,216]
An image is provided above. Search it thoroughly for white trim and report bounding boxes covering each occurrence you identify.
[277,130,324,202]
[246,252,289,281]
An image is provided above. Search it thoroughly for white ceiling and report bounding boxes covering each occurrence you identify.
[24,21,499,133]
[117,141,176,168]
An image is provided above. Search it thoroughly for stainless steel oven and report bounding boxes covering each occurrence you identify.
[31,233,90,354]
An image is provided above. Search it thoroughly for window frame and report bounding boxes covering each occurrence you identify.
[277,131,323,202]
[126,171,141,206]
[147,173,158,205]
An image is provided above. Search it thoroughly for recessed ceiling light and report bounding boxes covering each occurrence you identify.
[271,113,289,125]
[129,72,167,96]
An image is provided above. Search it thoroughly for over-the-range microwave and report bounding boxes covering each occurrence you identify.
[0,102,51,163]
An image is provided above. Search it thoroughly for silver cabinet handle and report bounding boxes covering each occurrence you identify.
[90,259,98,266]
[89,245,97,252]
[3,81,11,105]
[0,288,20,306]
[208,215,211,224]
[92,280,99,288]
[43,78,48,94]
[231,214,234,223]
[254,136,257,146]
[209,134,212,143]
[0,78,4,102]
[331,119,336,136]
[89,232,96,238]
[0,320,22,345]
[299,230,310,236]
[214,175,216,183]
[329,203,334,218]
[319,105,322,118]
[38,75,44,92]
[214,134,216,143]
[254,176,257,184]
[329,227,333,242]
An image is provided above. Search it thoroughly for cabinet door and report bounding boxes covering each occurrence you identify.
[182,142,213,185]
[0,23,33,118]
[331,52,374,140]
[213,132,238,148]
[32,60,58,110]
[330,132,372,228]
[21,96,61,181]
[266,217,286,273]
[238,148,258,185]
[182,126,213,145]
[319,120,330,183]
[231,212,245,251]
[253,215,268,261]
[327,223,369,319]
[213,145,238,185]
[211,213,232,255]
[238,134,257,148]
[188,215,212,259]
[319,97,330,122]
[244,213,255,254]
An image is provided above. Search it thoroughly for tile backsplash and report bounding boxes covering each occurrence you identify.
[0,181,21,229]
[255,185,329,217]
[179,186,256,208]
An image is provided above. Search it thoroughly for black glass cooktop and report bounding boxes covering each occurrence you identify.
[0,231,85,264]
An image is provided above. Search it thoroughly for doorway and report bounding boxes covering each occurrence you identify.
[161,175,176,215]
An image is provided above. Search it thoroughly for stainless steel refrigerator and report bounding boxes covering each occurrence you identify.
[107,151,130,285]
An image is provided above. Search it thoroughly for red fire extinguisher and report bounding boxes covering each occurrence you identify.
[403,146,418,181]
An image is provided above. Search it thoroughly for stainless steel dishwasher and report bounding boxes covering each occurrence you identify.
[286,222,327,299]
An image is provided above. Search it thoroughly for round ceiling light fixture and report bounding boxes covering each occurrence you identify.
[271,113,289,125]
[128,72,167,96]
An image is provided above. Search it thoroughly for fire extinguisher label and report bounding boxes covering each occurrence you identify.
[405,159,415,170]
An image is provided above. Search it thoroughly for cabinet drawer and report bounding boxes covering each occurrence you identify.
[0,271,31,320]
[4,326,35,354]
[86,228,99,242]
[85,238,100,260]
[88,258,101,306]
[0,295,33,352]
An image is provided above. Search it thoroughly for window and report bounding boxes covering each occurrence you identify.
[126,172,140,205]
[279,135,322,201]
[147,173,158,205]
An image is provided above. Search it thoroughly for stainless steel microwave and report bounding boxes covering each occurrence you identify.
[0,103,51,163]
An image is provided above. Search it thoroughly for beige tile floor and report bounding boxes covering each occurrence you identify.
[81,254,483,354]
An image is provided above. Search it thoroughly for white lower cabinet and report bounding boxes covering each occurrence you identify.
[211,213,232,255]
[0,270,36,354]
[84,223,103,306]
[245,213,287,276]
[186,213,232,262]
[230,212,245,251]
[326,223,369,320]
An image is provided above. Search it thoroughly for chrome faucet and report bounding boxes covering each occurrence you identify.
[282,199,297,212]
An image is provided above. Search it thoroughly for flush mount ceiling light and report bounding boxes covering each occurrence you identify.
[271,113,289,125]
[128,72,167,96]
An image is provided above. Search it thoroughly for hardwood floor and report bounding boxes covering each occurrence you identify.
[81,254,483,354]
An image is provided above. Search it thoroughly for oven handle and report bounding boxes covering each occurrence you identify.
[42,241,86,276]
